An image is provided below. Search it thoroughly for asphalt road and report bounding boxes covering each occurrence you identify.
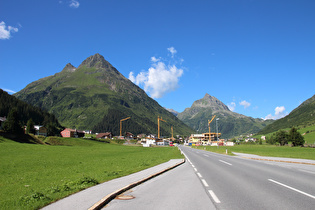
[104,157,216,210]
[105,146,315,210]
[180,146,315,210]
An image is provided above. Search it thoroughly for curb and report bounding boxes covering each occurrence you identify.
[240,156,315,166]
[88,159,185,210]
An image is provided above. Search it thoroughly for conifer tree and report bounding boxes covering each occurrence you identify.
[26,118,35,134]
[3,108,24,134]
[289,127,305,147]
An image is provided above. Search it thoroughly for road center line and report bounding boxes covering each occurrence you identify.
[201,179,209,187]
[268,179,315,199]
[197,172,202,178]
[203,154,209,157]
[219,160,232,166]
[208,190,221,203]
[194,168,197,172]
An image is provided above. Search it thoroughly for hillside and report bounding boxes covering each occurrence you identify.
[258,94,315,134]
[177,94,273,139]
[14,54,194,136]
[0,89,62,135]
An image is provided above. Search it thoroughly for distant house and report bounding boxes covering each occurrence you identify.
[34,125,47,136]
[245,137,256,142]
[96,132,113,139]
[0,117,6,130]
[61,128,85,138]
[125,132,134,139]
[137,133,146,139]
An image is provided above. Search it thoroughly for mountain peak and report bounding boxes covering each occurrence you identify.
[62,63,76,73]
[78,53,112,69]
[192,93,230,112]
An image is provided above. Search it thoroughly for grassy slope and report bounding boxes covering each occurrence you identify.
[0,137,183,209]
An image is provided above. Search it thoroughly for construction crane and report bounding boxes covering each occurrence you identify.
[158,116,166,139]
[120,117,130,137]
[208,115,216,141]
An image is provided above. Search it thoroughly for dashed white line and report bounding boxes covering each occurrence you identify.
[219,160,232,166]
[208,190,221,203]
[268,179,315,199]
[197,172,202,178]
[203,154,209,157]
[193,168,197,172]
[201,179,209,187]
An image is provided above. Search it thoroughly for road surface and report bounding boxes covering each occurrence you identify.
[180,146,315,210]
[105,146,315,210]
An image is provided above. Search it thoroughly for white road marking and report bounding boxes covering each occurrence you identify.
[219,160,232,166]
[208,190,221,203]
[201,179,209,187]
[197,172,202,178]
[203,154,209,157]
[194,168,197,172]
[268,179,315,199]
[191,164,195,168]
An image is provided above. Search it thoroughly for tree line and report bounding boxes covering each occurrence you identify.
[0,89,63,136]
[266,127,305,146]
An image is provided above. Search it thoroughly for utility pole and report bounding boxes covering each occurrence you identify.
[158,116,166,139]
[120,117,130,137]
[208,115,216,141]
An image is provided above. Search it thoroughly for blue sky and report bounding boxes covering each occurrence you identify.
[1,0,314,120]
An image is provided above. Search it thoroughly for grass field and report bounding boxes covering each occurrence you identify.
[0,136,183,210]
[193,144,315,160]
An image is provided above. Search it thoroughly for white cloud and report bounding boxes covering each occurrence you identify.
[239,100,251,109]
[264,106,287,120]
[228,102,236,111]
[69,0,80,8]
[129,62,183,98]
[129,47,184,98]
[151,56,160,62]
[167,47,177,58]
[2,88,16,94]
[0,21,19,40]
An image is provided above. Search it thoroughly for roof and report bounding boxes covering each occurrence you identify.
[96,132,112,138]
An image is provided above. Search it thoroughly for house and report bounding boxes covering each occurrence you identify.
[0,117,6,130]
[96,132,113,139]
[156,139,170,146]
[34,125,47,136]
[61,128,85,138]
[141,138,156,147]
[125,132,134,139]
[137,133,146,139]
[245,137,256,142]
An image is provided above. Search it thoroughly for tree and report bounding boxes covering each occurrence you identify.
[26,118,36,134]
[3,108,24,134]
[274,130,289,146]
[289,127,305,147]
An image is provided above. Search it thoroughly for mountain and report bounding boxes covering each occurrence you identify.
[177,94,273,139]
[165,108,179,116]
[14,54,194,136]
[258,94,315,134]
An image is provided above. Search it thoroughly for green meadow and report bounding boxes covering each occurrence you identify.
[194,144,315,160]
[0,136,183,209]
